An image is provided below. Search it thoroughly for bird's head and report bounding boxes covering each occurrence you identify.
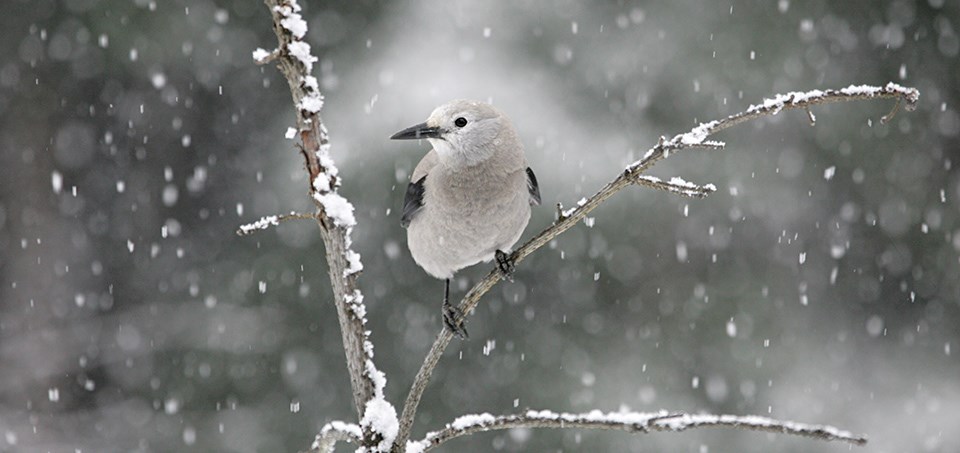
[391,100,511,166]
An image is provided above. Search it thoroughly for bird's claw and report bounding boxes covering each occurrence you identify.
[442,301,469,340]
[495,250,515,282]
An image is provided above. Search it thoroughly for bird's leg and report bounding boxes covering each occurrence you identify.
[441,278,468,339]
[495,250,516,282]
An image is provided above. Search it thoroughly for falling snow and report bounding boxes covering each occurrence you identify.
[823,166,836,180]
[51,171,63,193]
[3,2,952,453]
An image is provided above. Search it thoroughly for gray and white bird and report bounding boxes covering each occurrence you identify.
[390,100,541,338]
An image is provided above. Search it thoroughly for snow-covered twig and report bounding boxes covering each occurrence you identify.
[405,409,865,452]
[235,212,315,236]
[255,0,388,436]
[634,175,717,199]
[625,83,918,175]
[312,421,362,453]
[406,410,673,452]
[392,83,919,450]
[651,413,866,445]
[252,47,280,65]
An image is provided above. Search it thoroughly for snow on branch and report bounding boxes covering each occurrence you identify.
[252,47,279,65]
[312,421,362,453]
[628,82,919,174]
[634,175,717,199]
[235,211,315,236]
[392,82,919,451]
[652,413,866,445]
[255,0,388,432]
[405,409,866,452]
[237,214,279,235]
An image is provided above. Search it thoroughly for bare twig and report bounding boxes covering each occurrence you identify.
[880,98,902,124]
[392,82,919,450]
[805,107,817,126]
[406,409,866,452]
[235,211,316,236]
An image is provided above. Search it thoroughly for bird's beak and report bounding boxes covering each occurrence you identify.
[390,122,442,140]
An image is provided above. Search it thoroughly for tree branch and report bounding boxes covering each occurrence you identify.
[651,413,866,445]
[392,82,919,450]
[405,409,866,452]
[310,421,362,453]
[256,0,385,429]
[235,211,316,236]
[633,175,717,199]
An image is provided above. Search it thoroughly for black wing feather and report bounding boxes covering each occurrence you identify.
[526,167,541,206]
[401,175,426,228]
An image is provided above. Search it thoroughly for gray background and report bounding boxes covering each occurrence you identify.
[1,0,958,451]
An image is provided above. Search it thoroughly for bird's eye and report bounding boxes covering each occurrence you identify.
[454,117,468,128]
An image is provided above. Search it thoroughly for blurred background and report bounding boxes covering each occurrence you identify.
[1,0,958,451]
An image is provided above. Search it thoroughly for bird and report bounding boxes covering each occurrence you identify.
[390,100,541,339]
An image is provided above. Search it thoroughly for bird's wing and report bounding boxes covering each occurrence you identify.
[526,167,541,206]
[401,175,426,228]
[402,150,439,228]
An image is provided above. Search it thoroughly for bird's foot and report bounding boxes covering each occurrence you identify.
[495,250,516,282]
[442,301,469,340]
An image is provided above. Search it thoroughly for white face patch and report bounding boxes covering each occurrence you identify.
[427,137,456,159]
[423,100,504,166]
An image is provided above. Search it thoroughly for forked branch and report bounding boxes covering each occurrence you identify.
[393,83,919,450]
[256,0,920,452]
